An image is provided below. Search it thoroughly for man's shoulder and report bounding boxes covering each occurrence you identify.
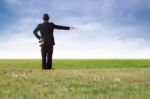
[37,23,42,27]
[39,22,55,25]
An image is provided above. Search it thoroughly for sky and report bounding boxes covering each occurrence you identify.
[0,0,150,59]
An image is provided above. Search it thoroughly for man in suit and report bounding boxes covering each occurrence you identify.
[33,13,74,70]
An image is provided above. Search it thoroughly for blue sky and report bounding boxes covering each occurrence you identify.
[0,0,150,59]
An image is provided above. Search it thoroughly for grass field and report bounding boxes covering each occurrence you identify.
[0,59,150,99]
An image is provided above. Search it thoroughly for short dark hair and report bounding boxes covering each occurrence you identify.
[43,13,49,21]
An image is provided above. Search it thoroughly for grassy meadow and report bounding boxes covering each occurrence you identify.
[0,59,150,99]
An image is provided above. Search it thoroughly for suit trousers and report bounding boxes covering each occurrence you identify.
[41,44,53,69]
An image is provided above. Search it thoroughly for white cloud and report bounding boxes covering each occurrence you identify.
[0,33,39,59]
[1,18,150,59]
[1,0,150,59]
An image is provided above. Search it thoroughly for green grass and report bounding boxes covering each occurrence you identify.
[0,59,150,69]
[0,59,150,99]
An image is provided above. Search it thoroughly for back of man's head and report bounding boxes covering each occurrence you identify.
[43,13,49,22]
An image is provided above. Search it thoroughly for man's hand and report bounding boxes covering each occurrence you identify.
[39,38,44,47]
[39,38,43,43]
[70,27,75,30]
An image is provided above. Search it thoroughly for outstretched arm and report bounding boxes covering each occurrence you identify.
[33,24,41,40]
[53,24,70,30]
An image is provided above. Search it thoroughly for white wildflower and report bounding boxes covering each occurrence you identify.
[113,77,121,82]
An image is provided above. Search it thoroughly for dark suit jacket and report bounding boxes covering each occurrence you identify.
[33,22,70,45]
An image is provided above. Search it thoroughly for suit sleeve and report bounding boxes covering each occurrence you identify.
[53,23,70,30]
[33,24,41,40]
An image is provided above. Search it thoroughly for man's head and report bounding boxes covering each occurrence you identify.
[43,13,49,22]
